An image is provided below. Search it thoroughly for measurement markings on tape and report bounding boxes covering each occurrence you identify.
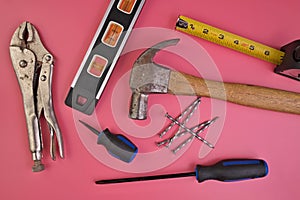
[175,15,286,65]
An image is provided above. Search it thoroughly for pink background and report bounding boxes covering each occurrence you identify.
[1,0,300,199]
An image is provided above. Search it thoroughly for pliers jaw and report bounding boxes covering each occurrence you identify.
[10,21,51,64]
[9,22,64,172]
[10,21,33,48]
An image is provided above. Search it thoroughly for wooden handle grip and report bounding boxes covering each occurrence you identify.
[168,71,300,115]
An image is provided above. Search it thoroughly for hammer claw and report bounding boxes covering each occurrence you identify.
[134,39,180,66]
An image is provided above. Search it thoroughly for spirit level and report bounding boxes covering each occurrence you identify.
[65,0,145,115]
[176,15,300,81]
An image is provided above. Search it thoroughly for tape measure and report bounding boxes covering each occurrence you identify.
[175,15,285,65]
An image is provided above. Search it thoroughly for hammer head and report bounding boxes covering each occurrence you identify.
[129,38,180,120]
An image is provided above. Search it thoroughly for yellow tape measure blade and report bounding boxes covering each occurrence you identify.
[175,15,285,65]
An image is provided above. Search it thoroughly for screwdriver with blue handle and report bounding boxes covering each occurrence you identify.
[96,159,268,184]
[79,120,138,163]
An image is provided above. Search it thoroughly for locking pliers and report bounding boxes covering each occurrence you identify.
[9,22,64,172]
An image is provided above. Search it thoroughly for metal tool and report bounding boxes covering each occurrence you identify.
[165,113,214,148]
[168,117,218,147]
[170,98,200,142]
[157,117,218,152]
[9,22,64,172]
[172,117,219,154]
[176,15,300,81]
[95,159,268,184]
[128,39,300,120]
[79,120,138,163]
[158,97,201,138]
[157,123,203,147]
[156,97,217,152]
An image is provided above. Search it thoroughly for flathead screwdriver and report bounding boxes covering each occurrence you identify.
[96,159,268,184]
[79,120,138,163]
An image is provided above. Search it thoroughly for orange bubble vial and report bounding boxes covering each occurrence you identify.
[87,55,108,77]
[102,22,124,47]
[117,0,137,14]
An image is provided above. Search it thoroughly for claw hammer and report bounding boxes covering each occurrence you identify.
[129,39,300,120]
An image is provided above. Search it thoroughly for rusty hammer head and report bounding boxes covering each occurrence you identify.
[129,38,180,120]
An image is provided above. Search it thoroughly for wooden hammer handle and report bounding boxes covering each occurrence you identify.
[168,71,300,115]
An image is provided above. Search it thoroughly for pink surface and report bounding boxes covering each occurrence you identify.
[1,0,300,199]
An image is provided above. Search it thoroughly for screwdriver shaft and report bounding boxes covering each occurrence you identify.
[96,172,195,184]
[79,120,99,136]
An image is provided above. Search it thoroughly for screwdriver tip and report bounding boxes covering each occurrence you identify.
[78,120,91,128]
[78,120,100,136]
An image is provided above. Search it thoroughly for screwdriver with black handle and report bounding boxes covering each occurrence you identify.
[79,120,138,163]
[96,159,268,184]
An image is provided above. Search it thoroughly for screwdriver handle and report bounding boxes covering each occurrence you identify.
[97,129,138,163]
[195,159,268,183]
